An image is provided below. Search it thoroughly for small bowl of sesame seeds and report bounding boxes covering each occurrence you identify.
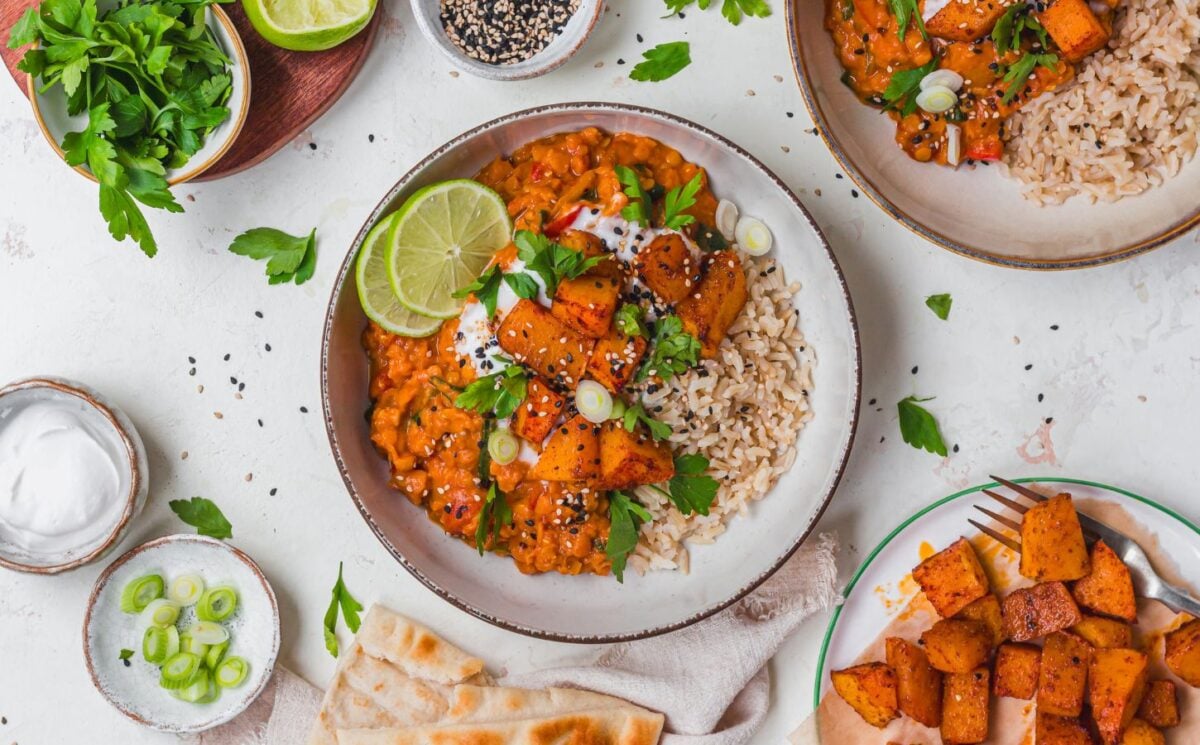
[412,0,602,81]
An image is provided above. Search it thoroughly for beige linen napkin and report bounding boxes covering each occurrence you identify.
[195,532,838,745]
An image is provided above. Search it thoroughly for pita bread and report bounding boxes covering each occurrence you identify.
[336,706,665,745]
[307,606,488,745]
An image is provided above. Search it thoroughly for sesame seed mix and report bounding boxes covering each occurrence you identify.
[440,0,581,66]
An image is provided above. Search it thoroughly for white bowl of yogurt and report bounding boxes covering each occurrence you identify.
[0,377,149,574]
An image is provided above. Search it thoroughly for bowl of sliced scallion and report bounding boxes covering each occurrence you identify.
[10,0,251,257]
[83,534,279,733]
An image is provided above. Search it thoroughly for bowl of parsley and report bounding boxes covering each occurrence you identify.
[10,0,250,256]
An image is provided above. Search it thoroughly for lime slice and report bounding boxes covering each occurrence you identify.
[387,180,512,320]
[357,215,441,337]
[241,0,377,52]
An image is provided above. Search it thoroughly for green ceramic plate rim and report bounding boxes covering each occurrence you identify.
[812,476,1200,711]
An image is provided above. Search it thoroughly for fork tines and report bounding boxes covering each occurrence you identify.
[989,474,1049,503]
[968,518,1021,552]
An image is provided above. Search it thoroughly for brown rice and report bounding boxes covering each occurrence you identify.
[627,257,815,575]
[1000,0,1200,204]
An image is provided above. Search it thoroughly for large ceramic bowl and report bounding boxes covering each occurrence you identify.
[787,1,1200,270]
[322,102,861,642]
[27,3,250,186]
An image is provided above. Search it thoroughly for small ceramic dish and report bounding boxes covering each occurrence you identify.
[26,3,250,185]
[786,0,1200,270]
[0,376,149,574]
[83,534,280,733]
[410,0,603,81]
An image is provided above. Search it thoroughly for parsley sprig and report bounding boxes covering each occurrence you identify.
[323,561,363,658]
[623,402,672,441]
[887,0,927,41]
[629,41,692,82]
[514,230,606,297]
[606,490,652,582]
[9,0,234,257]
[637,315,702,382]
[475,483,513,555]
[228,228,318,285]
[615,165,651,226]
[897,395,948,456]
[883,59,938,116]
[663,173,703,230]
[168,497,232,539]
[1000,52,1058,105]
[662,0,770,25]
[615,303,648,338]
[455,362,529,419]
[453,264,539,317]
[991,4,1049,54]
[666,453,720,515]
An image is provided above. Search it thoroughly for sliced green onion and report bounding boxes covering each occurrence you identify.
[575,380,613,423]
[487,428,519,465]
[196,586,238,622]
[168,574,206,606]
[179,634,209,659]
[188,621,230,646]
[164,625,180,660]
[195,677,221,704]
[205,639,229,670]
[215,656,250,688]
[139,598,181,629]
[171,668,211,703]
[609,398,627,421]
[119,574,164,614]
[143,626,171,664]
[159,653,201,689]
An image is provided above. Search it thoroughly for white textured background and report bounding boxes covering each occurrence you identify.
[1,0,1199,742]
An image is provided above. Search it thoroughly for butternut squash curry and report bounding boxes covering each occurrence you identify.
[365,128,746,580]
[826,0,1117,164]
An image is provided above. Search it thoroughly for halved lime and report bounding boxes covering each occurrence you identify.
[241,0,376,52]
[356,214,441,337]
[387,180,512,320]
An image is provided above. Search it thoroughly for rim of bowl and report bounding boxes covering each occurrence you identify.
[784,1,1200,271]
[320,100,863,643]
[0,377,143,574]
[25,4,251,187]
[82,534,282,733]
[409,0,603,81]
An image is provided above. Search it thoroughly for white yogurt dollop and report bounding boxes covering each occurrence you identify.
[0,400,126,556]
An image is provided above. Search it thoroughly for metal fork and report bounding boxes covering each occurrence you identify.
[969,474,1200,618]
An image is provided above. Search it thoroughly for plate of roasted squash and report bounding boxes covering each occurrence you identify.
[814,477,1200,744]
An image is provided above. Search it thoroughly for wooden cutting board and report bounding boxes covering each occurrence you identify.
[1,0,378,181]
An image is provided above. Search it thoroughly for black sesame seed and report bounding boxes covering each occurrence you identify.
[300,406,309,413]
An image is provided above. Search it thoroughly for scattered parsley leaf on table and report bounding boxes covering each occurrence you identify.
[168,497,233,539]
[119,649,134,662]
[323,561,363,658]
[622,402,672,441]
[925,293,953,320]
[475,483,513,555]
[630,41,691,82]
[897,396,948,457]
[667,453,720,515]
[606,491,653,583]
[662,0,770,25]
[228,228,318,285]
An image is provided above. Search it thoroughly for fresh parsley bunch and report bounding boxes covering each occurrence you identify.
[637,315,702,382]
[8,0,235,257]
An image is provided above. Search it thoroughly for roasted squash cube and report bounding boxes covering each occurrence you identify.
[585,329,648,393]
[927,0,1016,42]
[1120,719,1165,745]
[921,619,994,673]
[634,233,698,304]
[1037,0,1111,62]
[994,642,1041,699]
[511,377,564,447]
[941,668,990,744]
[1036,712,1096,744]
[1136,680,1180,729]
[497,300,593,389]
[1089,648,1149,744]
[551,274,622,339]
[912,538,991,618]
[1073,540,1137,622]
[956,594,1005,647]
[1020,493,1091,581]
[1038,631,1093,717]
[677,250,748,358]
[597,421,674,491]
[1002,581,1083,641]
[1163,619,1200,687]
[528,414,600,482]
[830,663,899,729]
[886,637,943,727]
[557,229,621,280]
[1072,616,1134,650]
